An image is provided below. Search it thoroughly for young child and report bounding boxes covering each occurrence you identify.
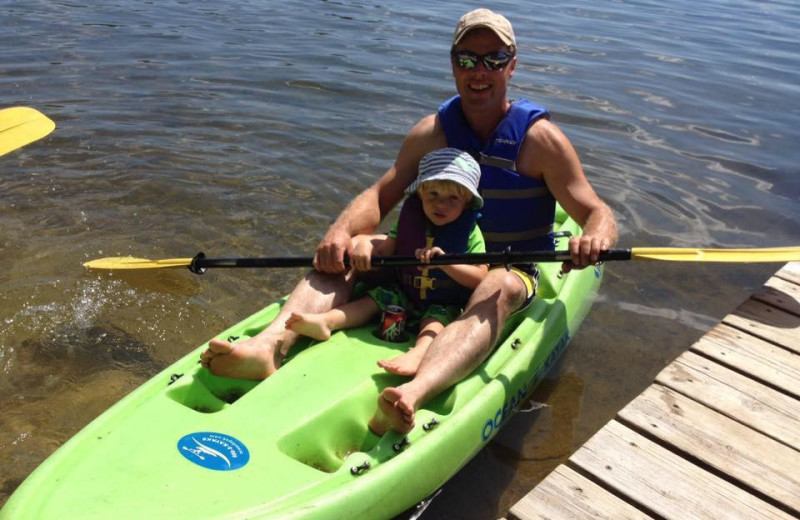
[285,147,488,376]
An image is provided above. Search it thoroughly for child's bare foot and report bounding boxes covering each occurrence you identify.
[368,386,415,435]
[199,338,283,380]
[285,312,333,341]
[368,409,391,436]
[377,347,428,376]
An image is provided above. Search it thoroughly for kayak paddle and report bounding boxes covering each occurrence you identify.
[0,107,56,157]
[83,246,800,273]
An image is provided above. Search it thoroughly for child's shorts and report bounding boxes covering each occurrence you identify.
[366,284,463,327]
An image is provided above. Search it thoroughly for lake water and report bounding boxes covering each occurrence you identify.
[2,0,798,517]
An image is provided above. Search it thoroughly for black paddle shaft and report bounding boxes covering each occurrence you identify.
[187,250,632,274]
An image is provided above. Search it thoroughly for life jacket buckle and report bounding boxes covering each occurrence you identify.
[413,276,436,290]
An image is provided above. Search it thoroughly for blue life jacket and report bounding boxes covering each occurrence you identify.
[438,95,556,252]
[394,195,478,308]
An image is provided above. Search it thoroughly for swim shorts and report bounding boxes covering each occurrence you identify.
[366,284,462,327]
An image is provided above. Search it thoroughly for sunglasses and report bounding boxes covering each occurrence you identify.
[451,50,515,71]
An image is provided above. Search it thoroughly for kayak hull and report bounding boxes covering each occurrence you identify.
[1,210,602,519]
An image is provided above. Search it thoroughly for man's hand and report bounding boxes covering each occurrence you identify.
[563,234,610,272]
[313,226,353,273]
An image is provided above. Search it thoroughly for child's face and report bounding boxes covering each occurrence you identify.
[419,184,471,226]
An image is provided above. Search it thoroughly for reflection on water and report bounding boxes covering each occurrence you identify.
[2,0,799,516]
[614,301,718,332]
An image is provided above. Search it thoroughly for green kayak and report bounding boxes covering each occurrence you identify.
[1,207,602,519]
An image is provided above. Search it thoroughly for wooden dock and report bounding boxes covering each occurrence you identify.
[506,262,800,520]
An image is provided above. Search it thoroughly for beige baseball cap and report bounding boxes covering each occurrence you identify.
[452,8,516,48]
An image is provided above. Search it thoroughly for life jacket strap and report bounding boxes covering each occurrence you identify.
[478,152,516,171]
[401,274,459,290]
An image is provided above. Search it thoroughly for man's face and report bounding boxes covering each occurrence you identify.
[451,28,517,107]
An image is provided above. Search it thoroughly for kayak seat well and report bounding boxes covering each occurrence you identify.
[277,379,383,473]
[166,368,260,413]
[277,372,458,473]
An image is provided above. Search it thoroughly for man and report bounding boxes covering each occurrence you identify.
[201,8,617,434]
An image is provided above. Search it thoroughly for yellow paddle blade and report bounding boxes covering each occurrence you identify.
[631,246,800,263]
[83,257,194,270]
[0,107,56,157]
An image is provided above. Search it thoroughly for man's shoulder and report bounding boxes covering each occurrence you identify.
[414,112,443,134]
[525,116,559,140]
[406,113,448,150]
[522,118,573,156]
[517,118,573,178]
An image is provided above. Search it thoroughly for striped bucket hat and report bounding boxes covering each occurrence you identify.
[405,148,483,209]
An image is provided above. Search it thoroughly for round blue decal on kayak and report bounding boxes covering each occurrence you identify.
[178,432,250,471]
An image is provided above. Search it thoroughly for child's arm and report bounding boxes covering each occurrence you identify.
[351,234,396,271]
[440,262,488,290]
[415,247,488,290]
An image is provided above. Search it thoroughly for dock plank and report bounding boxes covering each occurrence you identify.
[617,384,800,514]
[723,299,800,354]
[569,420,794,520]
[754,275,800,317]
[656,351,800,448]
[775,262,800,285]
[691,323,800,398]
[507,465,653,520]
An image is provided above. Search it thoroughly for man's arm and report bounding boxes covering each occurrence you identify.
[517,118,618,269]
[313,114,447,273]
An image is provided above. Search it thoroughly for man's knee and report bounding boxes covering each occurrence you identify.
[294,269,356,312]
[304,268,354,290]
[470,269,528,312]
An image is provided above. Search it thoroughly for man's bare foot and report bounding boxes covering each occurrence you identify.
[368,386,415,435]
[285,312,333,341]
[377,347,428,376]
[199,338,283,380]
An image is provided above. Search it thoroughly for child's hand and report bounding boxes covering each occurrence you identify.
[350,237,375,271]
[415,246,445,264]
